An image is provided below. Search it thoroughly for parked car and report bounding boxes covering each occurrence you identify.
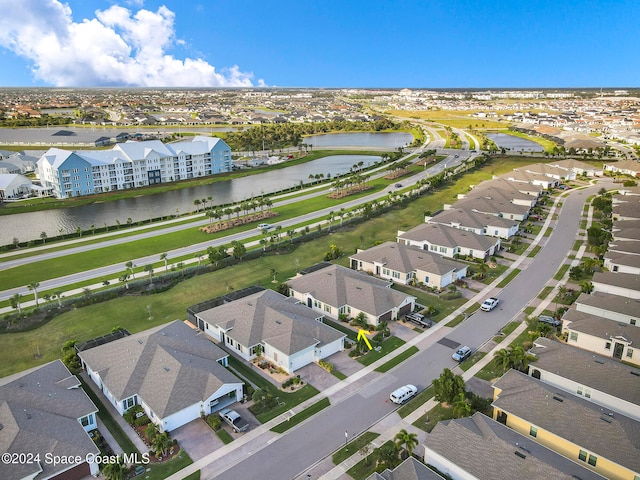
[481,297,499,312]
[452,346,472,362]
[395,183,402,188]
[404,312,432,328]
[389,384,418,404]
[257,223,274,231]
[538,315,561,327]
[219,409,249,432]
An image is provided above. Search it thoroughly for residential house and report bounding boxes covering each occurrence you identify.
[37,135,232,198]
[447,195,531,221]
[0,173,32,200]
[522,163,577,181]
[603,250,640,275]
[366,457,445,480]
[497,170,559,189]
[349,241,469,289]
[425,412,606,480]
[482,177,544,198]
[287,264,415,326]
[603,159,640,177]
[398,223,501,260]
[591,272,640,299]
[458,184,539,208]
[492,370,640,480]
[612,219,640,242]
[549,158,603,177]
[191,289,345,374]
[612,195,640,221]
[79,320,244,433]
[427,208,519,239]
[0,360,100,480]
[527,337,640,420]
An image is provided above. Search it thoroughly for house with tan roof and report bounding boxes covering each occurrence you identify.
[458,183,538,208]
[492,370,640,480]
[445,195,531,221]
[398,223,501,260]
[482,177,545,198]
[0,360,100,480]
[497,170,559,189]
[426,208,519,239]
[349,241,469,289]
[425,412,606,480]
[78,320,244,433]
[287,264,415,327]
[192,289,345,374]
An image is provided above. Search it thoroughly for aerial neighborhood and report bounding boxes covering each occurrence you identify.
[1,87,639,480]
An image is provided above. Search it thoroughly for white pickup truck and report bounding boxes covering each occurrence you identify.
[219,408,249,432]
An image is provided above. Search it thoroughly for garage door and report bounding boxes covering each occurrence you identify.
[379,311,392,324]
[53,462,91,480]
[398,304,412,318]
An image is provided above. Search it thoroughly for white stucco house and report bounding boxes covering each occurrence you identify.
[192,289,345,374]
[78,320,244,433]
[426,208,519,239]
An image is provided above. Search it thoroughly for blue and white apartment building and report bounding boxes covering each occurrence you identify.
[37,135,232,198]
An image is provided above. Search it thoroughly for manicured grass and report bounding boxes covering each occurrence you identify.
[357,336,405,366]
[499,321,520,338]
[0,155,545,376]
[573,240,582,251]
[375,346,419,373]
[331,369,348,380]
[78,377,139,455]
[543,227,552,237]
[554,264,570,281]
[143,450,194,480]
[497,268,521,288]
[323,318,358,342]
[270,397,331,433]
[346,440,399,480]
[527,246,542,257]
[391,284,467,322]
[475,329,532,382]
[475,263,509,285]
[332,431,380,465]
[412,402,456,433]
[398,385,434,418]
[459,351,487,371]
[537,286,553,300]
[183,472,200,480]
[216,429,234,444]
[446,303,481,328]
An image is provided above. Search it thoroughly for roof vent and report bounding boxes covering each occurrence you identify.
[600,415,612,424]
[163,367,170,372]
[514,451,526,459]
[0,423,3,430]
[138,339,144,344]
[552,395,564,402]
[630,371,640,377]
[275,320,281,325]
[594,359,604,364]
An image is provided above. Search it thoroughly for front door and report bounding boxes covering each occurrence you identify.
[613,342,624,359]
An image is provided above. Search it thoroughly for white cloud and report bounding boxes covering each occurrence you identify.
[0,0,258,87]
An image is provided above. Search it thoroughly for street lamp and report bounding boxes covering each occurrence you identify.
[345,431,348,448]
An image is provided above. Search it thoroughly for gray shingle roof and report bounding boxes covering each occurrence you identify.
[195,290,345,355]
[604,250,640,268]
[608,240,640,255]
[367,457,445,480]
[398,223,499,252]
[429,208,518,231]
[287,264,413,317]
[563,307,640,345]
[593,271,640,292]
[426,412,606,480]
[476,177,543,196]
[350,241,468,276]
[0,360,99,480]
[78,321,242,418]
[492,370,640,472]
[528,337,640,407]
[576,291,640,318]
[463,184,537,206]
[453,195,531,217]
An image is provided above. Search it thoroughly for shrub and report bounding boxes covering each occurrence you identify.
[134,414,150,427]
[123,405,144,424]
[145,423,158,440]
[207,415,222,431]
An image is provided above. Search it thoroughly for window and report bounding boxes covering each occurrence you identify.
[577,386,583,395]
[579,450,587,462]
[382,268,390,276]
[392,271,401,279]
[324,304,331,313]
[627,348,634,358]
[585,388,591,398]
[588,454,597,466]
[123,396,136,410]
[430,245,437,251]
[439,246,447,253]
[80,415,92,427]
[569,332,578,341]
[632,319,637,326]
[529,426,537,437]
[605,342,611,350]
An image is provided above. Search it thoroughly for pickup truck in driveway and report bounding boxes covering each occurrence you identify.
[219,408,249,432]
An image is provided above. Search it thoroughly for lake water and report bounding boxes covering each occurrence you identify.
[486,133,543,152]
[0,130,413,245]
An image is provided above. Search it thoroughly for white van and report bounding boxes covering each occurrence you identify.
[389,384,418,404]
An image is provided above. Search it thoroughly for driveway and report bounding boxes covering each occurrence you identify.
[172,418,222,480]
[296,362,339,391]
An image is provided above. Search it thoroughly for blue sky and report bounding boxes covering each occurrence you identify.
[0,0,638,88]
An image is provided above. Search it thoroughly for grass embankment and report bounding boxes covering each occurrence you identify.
[332,431,380,465]
[0,155,549,377]
[271,398,331,433]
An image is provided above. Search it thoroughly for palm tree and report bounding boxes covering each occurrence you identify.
[494,348,511,371]
[152,432,171,457]
[53,290,63,308]
[143,264,154,284]
[119,273,130,290]
[10,293,22,314]
[207,210,216,228]
[103,456,127,480]
[27,282,40,306]
[394,429,418,459]
[452,392,471,418]
[160,252,168,271]
[40,231,47,244]
[125,261,134,276]
[193,199,201,213]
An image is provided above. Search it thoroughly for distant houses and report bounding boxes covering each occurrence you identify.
[37,135,232,199]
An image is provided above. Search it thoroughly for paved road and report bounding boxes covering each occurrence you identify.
[201,181,606,480]
[0,149,471,302]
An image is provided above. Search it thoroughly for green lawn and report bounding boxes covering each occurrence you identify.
[412,403,456,433]
[397,385,434,418]
[357,336,406,366]
[375,346,419,373]
[346,440,399,480]
[332,431,380,465]
[497,268,521,288]
[270,397,331,433]
[216,429,234,444]
[475,263,509,285]
[527,246,542,257]
[391,284,467,322]
[446,303,480,328]
[554,264,571,281]
[141,450,194,480]
[459,351,487,371]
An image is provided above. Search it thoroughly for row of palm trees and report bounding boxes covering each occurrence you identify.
[206,197,274,229]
